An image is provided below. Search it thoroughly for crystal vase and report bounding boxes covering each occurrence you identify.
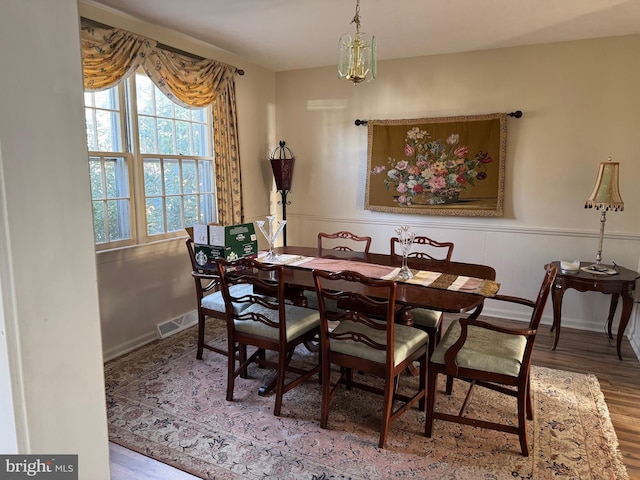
[256,216,287,262]
[396,225,415,280]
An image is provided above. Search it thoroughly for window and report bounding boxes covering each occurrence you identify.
[84,72,217,249]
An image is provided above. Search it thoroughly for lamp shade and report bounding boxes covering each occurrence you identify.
[269,141,295,192]
[584,158,624,211]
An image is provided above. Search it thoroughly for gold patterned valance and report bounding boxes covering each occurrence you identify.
[80,19,244,225]
[80,21,235,108]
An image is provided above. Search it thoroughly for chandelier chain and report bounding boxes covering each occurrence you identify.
[351,0,361,33]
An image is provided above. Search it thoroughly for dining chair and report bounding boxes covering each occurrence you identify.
[390,235,454,358]
[425,263,557,456]
[307,231,373,311]
[317,231,372,253]
[216,256,321,416]
[312,269,429,448]
[185,238,254,358]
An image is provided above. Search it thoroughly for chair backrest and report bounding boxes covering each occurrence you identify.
[390,235,454,261]
[185,237,200,270]
[312,269,397,364]
[527,263,558,332]
[216,257,286,338]
[185,237,220,300]
[514,262,558,375]
[318,231,372,252]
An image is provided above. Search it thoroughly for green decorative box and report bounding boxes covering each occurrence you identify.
[193,223,258,272]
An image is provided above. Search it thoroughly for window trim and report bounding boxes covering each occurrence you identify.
[86,70,217,251]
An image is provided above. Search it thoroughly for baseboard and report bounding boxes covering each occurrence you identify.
[102,310,198,362]
[102,331,159,362]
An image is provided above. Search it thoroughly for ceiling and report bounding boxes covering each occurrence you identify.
[86,0,640,72]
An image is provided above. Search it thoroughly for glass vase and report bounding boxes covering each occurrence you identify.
[256,215,286,262]
[396,225,415,280]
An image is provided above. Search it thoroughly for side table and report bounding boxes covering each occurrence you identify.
[548,261,639,360]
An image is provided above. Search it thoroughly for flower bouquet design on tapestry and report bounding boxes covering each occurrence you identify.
[365,113,506,216]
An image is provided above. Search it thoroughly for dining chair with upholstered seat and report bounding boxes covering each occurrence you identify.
[390,235,454,358]
[307,231,373,312]
[185,238,254,358]
[217,256,321,416]
[312,269,429,448]
[425,263,557,456]
[317,231,372,253]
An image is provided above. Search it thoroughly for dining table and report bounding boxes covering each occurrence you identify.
[249,245,498,394]
[265,245,498,320]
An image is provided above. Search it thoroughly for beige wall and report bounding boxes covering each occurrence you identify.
[3,1,636,471]
[0,0,110,475]
[80,3,640,360]
[275,36,640,354]
[78,3,278,359]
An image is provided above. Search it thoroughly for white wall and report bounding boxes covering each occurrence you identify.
[0,0,110,476]
[275,36,640,358]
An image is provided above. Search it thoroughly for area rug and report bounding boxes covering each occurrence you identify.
[104,324,628,479]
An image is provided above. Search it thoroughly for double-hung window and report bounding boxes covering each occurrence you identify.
[84,71,218,250]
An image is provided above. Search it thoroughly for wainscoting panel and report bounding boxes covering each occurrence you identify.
[288,214,640,360]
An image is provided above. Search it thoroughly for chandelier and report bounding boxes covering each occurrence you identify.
[338,0,376,85]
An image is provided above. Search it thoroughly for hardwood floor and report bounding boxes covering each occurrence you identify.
[109,442,200,480]
[109,316,640,480]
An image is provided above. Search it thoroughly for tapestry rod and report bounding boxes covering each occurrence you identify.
[354,110,523,126]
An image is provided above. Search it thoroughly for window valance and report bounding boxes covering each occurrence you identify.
[80,21,236,108]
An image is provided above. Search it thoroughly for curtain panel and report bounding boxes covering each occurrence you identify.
[213,83,243,225]
[80,21,243,224]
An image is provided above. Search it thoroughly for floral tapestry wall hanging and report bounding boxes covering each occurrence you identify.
[365,113,506,216]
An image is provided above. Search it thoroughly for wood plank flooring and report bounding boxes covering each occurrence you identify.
[109,316,640,480]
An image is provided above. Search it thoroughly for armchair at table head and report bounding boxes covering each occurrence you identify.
[390,235,455,358]
[312,268,429,448]
[425,263,558,457]
[216,256,321,416]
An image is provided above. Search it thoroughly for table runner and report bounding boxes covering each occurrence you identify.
[256,253,500,297]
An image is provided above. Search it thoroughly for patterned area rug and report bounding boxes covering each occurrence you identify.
[105,324,628,479]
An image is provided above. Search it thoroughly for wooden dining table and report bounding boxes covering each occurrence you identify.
[248,245,497,394]
[269,245,497,319]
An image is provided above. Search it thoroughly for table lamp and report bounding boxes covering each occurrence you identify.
[584,157,624,271]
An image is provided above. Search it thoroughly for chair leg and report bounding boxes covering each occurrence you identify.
[227,341,237,402]
[320,357,332,429]
[445,375,454,395]
[425,366,438,437]
[378,377,395,448]
[517,386,529,457]
[526,374,533,420]
[239,345,249,379]
[418,355,427,411]
[345,368,353,389]
[273,349,288,417]
[196,312,206,360]
[426,326,438,360]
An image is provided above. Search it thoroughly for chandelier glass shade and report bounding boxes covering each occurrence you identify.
[338,0,376,85]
